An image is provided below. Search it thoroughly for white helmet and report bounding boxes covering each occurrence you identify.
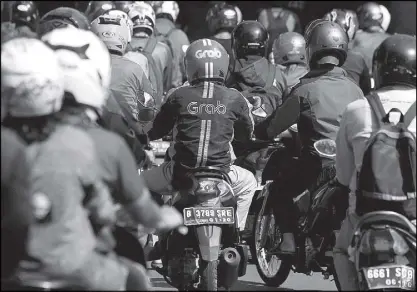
[234,5,242,24]
[41,27,111,112]
[103,9,134,42]
[149,1,180,23]
[1,38,64,117]
[379,4,391,32]
[91,13,131,54]
[128,2,155,36]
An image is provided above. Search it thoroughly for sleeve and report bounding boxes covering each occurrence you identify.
[233,93,255,142]
[147,91,178,141]
[266,92,301,139]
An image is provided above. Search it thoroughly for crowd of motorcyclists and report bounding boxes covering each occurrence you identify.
[1,1,415,291]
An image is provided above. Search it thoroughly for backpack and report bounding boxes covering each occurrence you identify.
[154,27,175,91]
[356,92,416,216]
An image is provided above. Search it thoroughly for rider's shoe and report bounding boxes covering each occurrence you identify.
[272,232,296,255]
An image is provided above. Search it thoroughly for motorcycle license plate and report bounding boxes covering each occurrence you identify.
[150,141,170,156]
[362,265,415,290]
[183,207,235,226]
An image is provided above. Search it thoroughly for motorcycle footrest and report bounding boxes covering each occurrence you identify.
[235,244,249,277]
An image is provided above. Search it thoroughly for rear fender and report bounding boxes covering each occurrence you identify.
[194,225,222,261]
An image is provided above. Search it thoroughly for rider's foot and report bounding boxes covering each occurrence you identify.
[274,233,296,255]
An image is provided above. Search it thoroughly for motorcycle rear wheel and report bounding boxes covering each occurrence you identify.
[199,260,218,291]
[251,205,292,287]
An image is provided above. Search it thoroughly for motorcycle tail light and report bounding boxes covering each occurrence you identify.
[194,180,218,197]
[359,228,410,256]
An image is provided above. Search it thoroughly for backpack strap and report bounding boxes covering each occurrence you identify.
[143,35,158,55]
[366,92,386,128]
[404,100,416,128]
[265,63,276,89]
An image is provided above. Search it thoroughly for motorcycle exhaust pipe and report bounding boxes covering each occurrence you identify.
[218,247,241,289]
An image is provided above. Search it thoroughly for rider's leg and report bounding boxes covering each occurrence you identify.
[333,212,360,291]
[228,165,257,231]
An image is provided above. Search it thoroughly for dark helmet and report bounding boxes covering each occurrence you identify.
[356,2,383,30]
[184,39,229,84]
[273,32,306,66]
[38,8,91,36]
[372,34,416,88]
[114,1,135,14]
[206,3,238,34]
[323,9,359,42]
[85,1,116,22]
[305,20,349,67]
[232,21,269,59]
[5,1,39,32]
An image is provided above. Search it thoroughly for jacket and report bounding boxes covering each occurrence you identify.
[342,49,372,95]
[147,82,254,168]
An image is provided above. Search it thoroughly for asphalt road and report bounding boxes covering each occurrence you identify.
[148,264,338,291]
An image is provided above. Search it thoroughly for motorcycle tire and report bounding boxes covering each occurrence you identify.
[251,204,291,287]
[199,260,218,291]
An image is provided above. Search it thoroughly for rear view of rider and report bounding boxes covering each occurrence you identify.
[265,20,365,254]
[324,9,372,95]
[206,2,238,58]
[334,34,416,291]
[1,1,39,34]
[126,2,173,107]
[148,1,190,87]
[38,7,91,36]
[140,39,257,236]
[352,2,390,73]
[1,37,120,290]
[226,20,288,140]
[271,31,309,91]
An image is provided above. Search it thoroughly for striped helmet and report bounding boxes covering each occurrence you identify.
[184,38,229,84]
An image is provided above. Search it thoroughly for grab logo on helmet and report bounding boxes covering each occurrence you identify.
[195,47,222,59]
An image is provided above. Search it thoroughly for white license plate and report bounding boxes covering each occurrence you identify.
[183,207,235,226]
[363,265,415,290]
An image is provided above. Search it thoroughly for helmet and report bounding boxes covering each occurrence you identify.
[206,3,238,34]
[1,38,64,117]
[114,1,135,13]
[128,2,156,36]
[147,1,180,23]
[39,7,91,36]
[91,14,131,55]
[234,5,242,24]
[372,34,416,89]
[184,38,229,84]
[232,21,268,59]
[103,9,133,42]
[356,2,384,30]
[379,4,391,32]
[41,27,111,112]
[85,1,116,22]
[273,32,307,66]
[323,9,359,41]
[6,1,39,32]
[305,20,349,67]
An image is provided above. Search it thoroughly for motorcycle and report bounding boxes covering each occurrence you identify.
[250,139,342,289]
[152,165,249,291]
[349,211,416,291]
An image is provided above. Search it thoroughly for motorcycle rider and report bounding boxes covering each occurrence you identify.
[333,34,416,291]
[352,2,390,73]
[1,37,126,290]
[324,9,372,95]
[148,1,190,87]
[1,1,39,34]
[91,12,156,124]
[271,31,309,90]
[41,25,184,248]
[226,20,288,140]
[38,7,91,36]
[140,39,257,239]
[206,2,238,58]
[126,2,173,107]
[265,19,365,254]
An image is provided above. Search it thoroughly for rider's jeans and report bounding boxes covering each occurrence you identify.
[333,212,360,291]
[140,161,257,231]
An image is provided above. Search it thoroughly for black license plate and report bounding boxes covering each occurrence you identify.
[183,207,235,226]
[363,265,415,290]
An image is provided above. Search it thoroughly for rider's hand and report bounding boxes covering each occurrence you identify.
[155,205,187,234]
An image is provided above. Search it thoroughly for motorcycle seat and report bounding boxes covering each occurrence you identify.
[180,164,232,185]
[354,211,416,235]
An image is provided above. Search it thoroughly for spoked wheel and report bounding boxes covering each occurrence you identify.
[251,206,291,287]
